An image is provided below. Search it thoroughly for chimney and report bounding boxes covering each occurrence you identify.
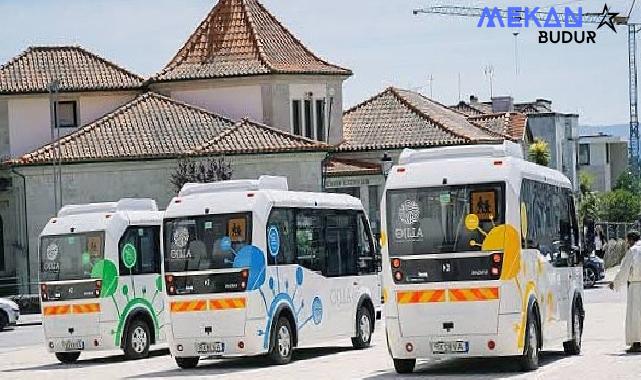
[535,98,552,112]
[469,95,478,104]
[491,96,514,113]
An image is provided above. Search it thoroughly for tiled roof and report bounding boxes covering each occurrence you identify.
[325,158,381,177]
[191,118,328,155]
[449,101,488,116]
[154,0,351,82]
[468,113,529,141]
[0,46,144,94]
[14,92,327,165]
[340,87,503,151]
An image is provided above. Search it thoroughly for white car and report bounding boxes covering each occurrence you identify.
[0,298,20,330]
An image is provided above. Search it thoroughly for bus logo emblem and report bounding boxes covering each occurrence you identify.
[46,243,59,261]
[442,263,451,273]
[398,200,420,225]
[173,227,189,248]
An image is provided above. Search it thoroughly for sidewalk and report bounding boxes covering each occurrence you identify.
[17,313,42,326]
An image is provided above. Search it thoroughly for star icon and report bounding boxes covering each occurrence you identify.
[597,3,619,33]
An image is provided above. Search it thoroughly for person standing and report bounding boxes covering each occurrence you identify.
[609,230,641,352]
[595,226,605,259]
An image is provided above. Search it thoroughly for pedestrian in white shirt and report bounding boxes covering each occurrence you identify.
[610,230,641,352]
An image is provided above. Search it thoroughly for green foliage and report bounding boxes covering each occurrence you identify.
[598,189,641,223]
[528,138,550,167]
[170,156,233,193]
[613,171,641,195]
[578,171,594,195]
[578,191,600,222]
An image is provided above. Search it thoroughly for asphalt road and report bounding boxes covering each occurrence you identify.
[0,283,638,379]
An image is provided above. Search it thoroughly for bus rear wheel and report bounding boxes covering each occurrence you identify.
[269,316,293,365]
[563,302,583,355]
[55,351,80,364]
[175,356,199,369]
[351,306,373,349]
[124,319,151,360]
[393,358,416,374]
[519,310,540,371]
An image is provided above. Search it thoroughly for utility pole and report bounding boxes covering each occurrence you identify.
[47,79,60,213]
[427,74,434,98]
[483,65,495,99]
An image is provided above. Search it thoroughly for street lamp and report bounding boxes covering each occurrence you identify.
[47,79,61,212]
[380,152,393,178]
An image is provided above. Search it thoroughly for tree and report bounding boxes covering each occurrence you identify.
[613,171,641,195]
[170,156,232,193]
[598,189,641,223]
[528,138,550,167]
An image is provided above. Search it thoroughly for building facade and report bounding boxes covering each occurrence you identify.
[578,133,628,192]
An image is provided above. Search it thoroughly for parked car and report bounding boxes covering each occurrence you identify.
[0,297,20,331]
[583,254,605,288]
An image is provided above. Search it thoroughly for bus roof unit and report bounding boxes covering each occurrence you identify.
[57,198,158,217]
[178,176,288,197]
[399,141,522,165]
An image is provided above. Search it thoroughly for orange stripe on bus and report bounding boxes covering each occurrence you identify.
[448,287,500,302]
[43,305,71,316]
[396,290,446,304]
[209,298,246,310]
[170,300,207,313]
[72,303,101,314]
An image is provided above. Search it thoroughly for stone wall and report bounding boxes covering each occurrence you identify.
[9,151,325,291]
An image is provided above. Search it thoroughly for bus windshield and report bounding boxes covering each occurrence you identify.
[163,213,252,272]
[40,232,105,281]
[386,182,505,255]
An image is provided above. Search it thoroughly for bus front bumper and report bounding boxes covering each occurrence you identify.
[386,312,523,359]
[45,335,109,353]
[169,319,267,358]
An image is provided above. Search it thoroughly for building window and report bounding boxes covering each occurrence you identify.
[316,99,325,142]
[304,99,313,139]
[292,100,302,136]
[606,143,610,164]
[578,144,590,166]
[55,101,78,128]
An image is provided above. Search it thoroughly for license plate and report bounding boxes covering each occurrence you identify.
[431,340,469,354]
[196,342,224,354]
[62,339,84,351]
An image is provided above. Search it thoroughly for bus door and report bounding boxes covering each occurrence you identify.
[117,226,165,341]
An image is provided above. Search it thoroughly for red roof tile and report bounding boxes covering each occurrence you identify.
[14,92,327,165]
[340,87,503,151]
[191,118,328,155]
[0,46,144,94]
[468,112,529,141]
[154,0,351,81]
[325,157,381,177]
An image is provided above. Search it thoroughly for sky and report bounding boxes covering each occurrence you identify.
[0,0,639,126]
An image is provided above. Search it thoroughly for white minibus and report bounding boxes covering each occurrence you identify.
[162,176,381,368]
[39,199,166,363]
[382,142,584,373]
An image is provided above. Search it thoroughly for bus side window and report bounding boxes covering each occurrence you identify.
[118,226,161,275]
[295,209,325,274]
[357,212,377,274]
[266,208,296,265]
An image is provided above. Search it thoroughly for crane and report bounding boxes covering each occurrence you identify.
[413,5,641,173]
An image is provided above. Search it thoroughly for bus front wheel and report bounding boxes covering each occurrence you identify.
[55,351,80,364]
[175,356,199,369]
[351,306,373,349]
[563,302,583,355]
[519,310,540,371]
[268,316,293,365]
[393,358,416,374]
[124,319,151,360]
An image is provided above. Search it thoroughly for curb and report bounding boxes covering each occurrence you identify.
[17,321,42,327]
